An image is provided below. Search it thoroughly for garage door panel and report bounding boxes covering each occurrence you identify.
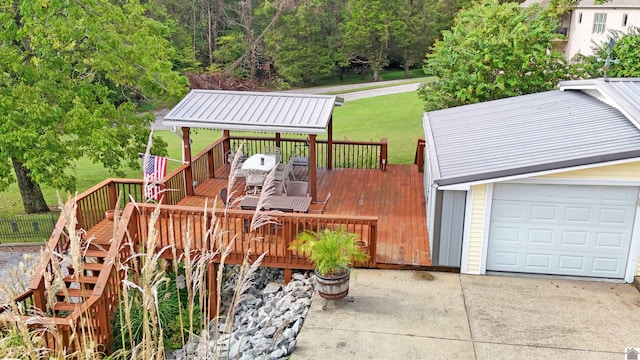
[488,184,638,279]
[557,255,585,272]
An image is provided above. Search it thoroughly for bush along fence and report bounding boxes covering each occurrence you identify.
[0,213,58,243]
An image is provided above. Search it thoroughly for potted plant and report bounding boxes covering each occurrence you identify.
[290,226,369,304]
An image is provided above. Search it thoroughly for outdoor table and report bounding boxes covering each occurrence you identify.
[239,195,312,213]
[241,154,277,172]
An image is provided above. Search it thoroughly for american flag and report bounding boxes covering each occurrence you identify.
[143,155,168,200]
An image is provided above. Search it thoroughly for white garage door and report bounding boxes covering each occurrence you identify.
[487,183,639,278]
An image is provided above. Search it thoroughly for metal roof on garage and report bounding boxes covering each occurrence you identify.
[163,90,344,135]
[423,85,640,187]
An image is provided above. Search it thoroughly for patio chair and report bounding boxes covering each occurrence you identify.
[245,170,266,194]
[291,143,309,173]
[265,146,282,163]
[273,181,285,196]
[274,162,294,183]
[284,180,309,197]
[220,187,229,206]
[227,149,247,165]
[308,192,331,214]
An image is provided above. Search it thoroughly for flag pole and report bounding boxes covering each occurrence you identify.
[138,153,189,165]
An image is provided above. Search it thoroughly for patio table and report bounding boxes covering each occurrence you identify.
[239,195,312,213]
[241,154,277,172]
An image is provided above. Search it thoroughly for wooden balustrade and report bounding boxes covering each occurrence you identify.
[192,138,226,184]
[133,204,377,270]
[228,136,388,170]
[76,178,144,230]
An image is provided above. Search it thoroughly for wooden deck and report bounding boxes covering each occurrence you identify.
[179,164,430,266]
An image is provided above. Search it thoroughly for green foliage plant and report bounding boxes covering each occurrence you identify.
[419,0,579,111]
[290,226,369,277]
[0,0,188,214]
[578,26,640,78]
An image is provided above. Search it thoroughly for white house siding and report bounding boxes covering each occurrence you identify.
[466,184,488,274]
[534,161,640,277]
[565,4,640,59]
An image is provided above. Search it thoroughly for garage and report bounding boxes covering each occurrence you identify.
[487,183,639,278]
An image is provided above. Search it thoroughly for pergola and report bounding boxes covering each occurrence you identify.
[162,89,345,200]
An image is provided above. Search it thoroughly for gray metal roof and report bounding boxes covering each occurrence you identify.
[163,90,344,135]
[560,78,640,126]
[424,89,640,186]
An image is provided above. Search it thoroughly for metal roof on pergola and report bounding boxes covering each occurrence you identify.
[163,90,344,135]
[162,90,345,200]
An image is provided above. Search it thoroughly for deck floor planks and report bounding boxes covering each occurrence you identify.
[178,164,430,266]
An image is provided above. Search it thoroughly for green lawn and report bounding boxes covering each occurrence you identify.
[0,91,425,218]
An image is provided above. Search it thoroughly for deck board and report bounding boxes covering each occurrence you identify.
[180,164,430,266]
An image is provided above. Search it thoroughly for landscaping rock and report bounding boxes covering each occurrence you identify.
[166,267,316,360]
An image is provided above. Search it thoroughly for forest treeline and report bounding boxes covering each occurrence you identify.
[150,0,476,86]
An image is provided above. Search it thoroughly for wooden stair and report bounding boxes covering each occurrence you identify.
[50,239,111,315]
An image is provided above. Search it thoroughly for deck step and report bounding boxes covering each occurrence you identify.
[52,302,82,313]
[63,274,99,285]
[82,249,108,258]
[68,262,104,272]
[56,288,92,298]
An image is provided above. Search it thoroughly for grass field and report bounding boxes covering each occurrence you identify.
[0,91,425,219]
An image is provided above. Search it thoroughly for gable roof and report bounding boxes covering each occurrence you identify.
[423,79,640,187]
[163,90,344,135]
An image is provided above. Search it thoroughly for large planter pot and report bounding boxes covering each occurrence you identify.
[315,268,350,301]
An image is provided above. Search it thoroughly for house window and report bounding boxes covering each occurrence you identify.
[578,12,582,24]
[592,13,607,34]
[622,13,628,27]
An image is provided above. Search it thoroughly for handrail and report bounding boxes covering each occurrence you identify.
[228,136,387,170]
[134,203,378,269]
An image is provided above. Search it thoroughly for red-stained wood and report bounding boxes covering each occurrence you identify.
[179,164,430,266]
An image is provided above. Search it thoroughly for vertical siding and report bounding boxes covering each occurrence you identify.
[536,161,640,180]
[466,184,488,274]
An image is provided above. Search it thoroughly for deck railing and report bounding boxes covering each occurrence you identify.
[4,202,138,352]
[135,204,378,270]
[76,178,144,230]
[2,133,383,352]
[228,136,388,170]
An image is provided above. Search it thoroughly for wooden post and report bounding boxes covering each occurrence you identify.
[32,279,47,313]
[284,268,292,283]
[309,134,317,200]
[208,263,218,321]
[275,133,281,149]
[327,116,333,170]
[207,148,215,179]
[107,181,117,210]
[223,130,231,162]
[380,137,388,171]
[182,127,194,196]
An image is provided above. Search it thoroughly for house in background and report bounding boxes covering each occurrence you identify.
[423,78,640,283]
[522,0,640,60]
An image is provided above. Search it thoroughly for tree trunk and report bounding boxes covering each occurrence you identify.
[404,63,410,78]
[11,158,49,214]
[372,68,380,82]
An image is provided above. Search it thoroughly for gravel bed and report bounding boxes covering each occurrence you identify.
[0,245,42,303]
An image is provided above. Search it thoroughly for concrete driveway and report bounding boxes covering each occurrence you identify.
[292,270,640,359]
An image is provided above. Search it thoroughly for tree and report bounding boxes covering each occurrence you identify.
[265,0,347,86]
[342,0,401,82]
[0,0,188,213]
[418,0,577,111]
[578,26,640,78]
